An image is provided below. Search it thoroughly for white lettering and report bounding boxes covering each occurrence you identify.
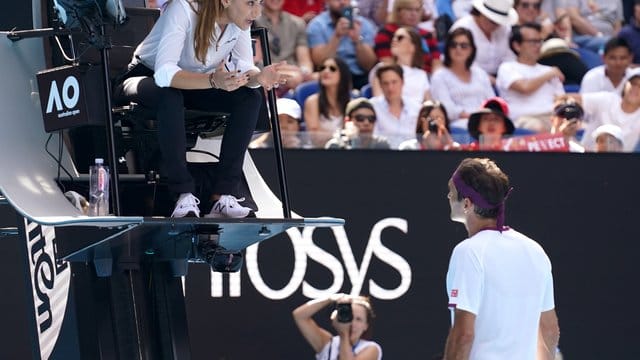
[367,218,412,299]
[45,80,62,113]
[45,76,80,114]
[62,76,79,109]
[210,218,413,301]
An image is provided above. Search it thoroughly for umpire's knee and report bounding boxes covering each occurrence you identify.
[235,87,262,107]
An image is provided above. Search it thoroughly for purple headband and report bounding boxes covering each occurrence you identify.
[452,171,513,231]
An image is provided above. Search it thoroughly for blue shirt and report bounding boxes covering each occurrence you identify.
[306,11,376,75]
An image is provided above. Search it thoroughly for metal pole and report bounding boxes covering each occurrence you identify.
[99,24,121,215]
[252,27,291,218]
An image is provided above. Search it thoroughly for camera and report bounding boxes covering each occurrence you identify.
[336,302,353,323]
[342,6,354,28]
[427,118,439,133]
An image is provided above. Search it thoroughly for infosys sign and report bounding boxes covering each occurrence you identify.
[36,64,105,132]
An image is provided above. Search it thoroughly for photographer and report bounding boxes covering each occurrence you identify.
[399,100,459,150]
[292,294,382,360]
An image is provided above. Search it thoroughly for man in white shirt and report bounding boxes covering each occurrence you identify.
[580,36,633,94]
[450,0,517,80]
[370,64,421,148]
[575,68,640,152]
[444,157,560,360]
[496,23,565,132]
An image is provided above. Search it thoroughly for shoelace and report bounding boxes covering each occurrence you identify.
[220,196,245,206]
[180,195,200,208]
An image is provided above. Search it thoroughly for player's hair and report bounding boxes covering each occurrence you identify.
[455,158,510,218]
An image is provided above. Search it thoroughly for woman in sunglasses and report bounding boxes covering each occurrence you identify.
[399,100,459,150]
[430,27,495,129]
[369,27,431,103]
[325,98,391,149]
[304,57,352,148]
[373,0,441,73]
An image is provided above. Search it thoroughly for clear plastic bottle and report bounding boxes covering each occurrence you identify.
[88,158,110,216]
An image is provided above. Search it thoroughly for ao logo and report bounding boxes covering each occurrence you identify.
[45,75,80,113]
[210,218,412,300]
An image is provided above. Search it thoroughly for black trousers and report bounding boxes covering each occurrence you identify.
[114,64,261,196]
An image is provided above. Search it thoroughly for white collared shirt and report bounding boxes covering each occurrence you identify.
[370,96,421,149]
[451,15,515,75]
[134,0,259,88]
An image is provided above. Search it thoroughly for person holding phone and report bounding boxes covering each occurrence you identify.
[292,294,382,360]
[549,100,585,152]
[306,0,378,89]
[114,0,287,218]
[399,100,459,150]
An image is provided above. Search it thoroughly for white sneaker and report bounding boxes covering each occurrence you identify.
[206,195,253,218]
[171,193,201,218]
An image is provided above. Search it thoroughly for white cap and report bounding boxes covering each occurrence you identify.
[276,98,302,120]
[624,67,640,84]
[95,158,104,164]
[592,124,624,144]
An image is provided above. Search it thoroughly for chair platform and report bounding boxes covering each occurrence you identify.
[54,216,343,268]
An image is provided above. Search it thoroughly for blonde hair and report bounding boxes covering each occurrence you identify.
[390,0,424,23]
[188,0,225,64]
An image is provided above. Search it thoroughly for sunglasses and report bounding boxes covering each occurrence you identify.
[449,41,471,49]
[319,64,338,72]
[353,114,376,123]
[393,34,406,41]
[519,1,541,9]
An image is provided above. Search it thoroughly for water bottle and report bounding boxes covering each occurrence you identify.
[88,158,110,216]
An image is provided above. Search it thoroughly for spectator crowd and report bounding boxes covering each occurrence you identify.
[151,0,640,152]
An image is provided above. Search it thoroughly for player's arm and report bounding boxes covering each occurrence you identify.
[444,308,475,360]
[537,309,560,360]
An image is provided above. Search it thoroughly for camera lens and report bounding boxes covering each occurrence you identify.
[336,303,353,323]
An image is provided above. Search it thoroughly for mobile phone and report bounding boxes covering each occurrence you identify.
[427,118,439,133]
[342,6,354,28]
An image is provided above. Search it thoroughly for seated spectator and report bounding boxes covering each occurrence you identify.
[307,0,378,89]
[325,98,392,149]
[466,97,515,150]
[370,64,422,148]
[430,27,495,128]
[618,0,640,64]
[556,0,623,54]
[592,124,625,152]
[358,0,387,28]
[580,37,633,94]
[304,57,352,148]
[283,0,325,23]
[549,100,585,152]
[547,12,603,70]
[514,0,554,38]
[450,0,517,81]
[255,0,315,91]
[538,37,588,86]
[374,0,441,73]
[384,0,440,32]
[496,23,565,132]
[569,69,640,151]
[369,27,431,103]
[250,98,303,149]
[399,100,460,150]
